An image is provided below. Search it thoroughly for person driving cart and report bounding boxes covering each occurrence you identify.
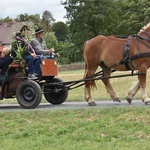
[30,28,59,59]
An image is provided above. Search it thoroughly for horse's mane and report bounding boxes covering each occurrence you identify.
[138,22,150,34]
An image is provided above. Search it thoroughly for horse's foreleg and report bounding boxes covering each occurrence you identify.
[102,70,120,102]
[126,81,140,104]
[138,70,150,105]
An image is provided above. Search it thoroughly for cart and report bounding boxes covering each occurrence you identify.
[0,58,68,109]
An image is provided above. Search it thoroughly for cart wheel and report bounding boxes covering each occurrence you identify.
[16,80,42,109]
[44,78,68,104]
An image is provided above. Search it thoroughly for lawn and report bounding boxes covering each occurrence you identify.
[0,107,149,150]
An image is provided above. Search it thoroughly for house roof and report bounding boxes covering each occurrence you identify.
[0,46,4,51]
[0,21,32,45]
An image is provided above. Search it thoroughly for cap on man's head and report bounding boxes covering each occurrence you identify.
[35,28,44,35]
[20,25,30,32]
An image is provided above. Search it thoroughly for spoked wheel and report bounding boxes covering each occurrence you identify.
[16,80,42,109]
[44,78,68,104]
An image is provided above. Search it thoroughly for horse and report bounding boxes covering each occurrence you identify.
[83,23,150,106]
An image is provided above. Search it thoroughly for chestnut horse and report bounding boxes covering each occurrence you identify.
[83,23,150,106]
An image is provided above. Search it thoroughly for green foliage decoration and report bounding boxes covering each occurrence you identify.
[11,22,35,65]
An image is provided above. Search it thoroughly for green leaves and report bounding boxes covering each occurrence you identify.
[14,46,24,63]
[62,0,150,43]
[52,21,69,42]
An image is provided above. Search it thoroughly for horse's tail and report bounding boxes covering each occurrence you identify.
[83,41,88,77]
[83,41,97,89]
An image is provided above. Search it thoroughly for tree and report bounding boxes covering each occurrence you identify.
[44,32,58,48]
[62,0,150,43]
[62,0,121,44]
[15,13,41,27]
[28,14,41,28]
[116,0,150,35]
[41,10,55,32]
[3,16,13,22]
[52,21,69,42]
[15,13,29,21]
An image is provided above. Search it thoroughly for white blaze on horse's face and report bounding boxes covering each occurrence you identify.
[84,22,150,106]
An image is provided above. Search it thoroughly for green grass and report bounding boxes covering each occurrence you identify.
[0,107,149,150]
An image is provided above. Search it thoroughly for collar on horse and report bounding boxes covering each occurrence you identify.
[121,32,150,70]
[122,36,133,70]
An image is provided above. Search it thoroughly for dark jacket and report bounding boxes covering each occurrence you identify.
[0,55,13,75]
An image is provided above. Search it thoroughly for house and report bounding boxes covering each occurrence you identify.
[0,46,3,50]
[0,20,32,46]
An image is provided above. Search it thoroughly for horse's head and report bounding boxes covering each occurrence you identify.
[138,23,150,38]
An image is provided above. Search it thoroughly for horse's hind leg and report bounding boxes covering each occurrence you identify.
[126,81,140,104]
[102,69,120,102]
[84,68,97,106]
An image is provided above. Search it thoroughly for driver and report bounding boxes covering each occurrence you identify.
[30,28,59,59]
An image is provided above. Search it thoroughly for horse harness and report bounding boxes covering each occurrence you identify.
[122,36,134,70]
[121,30,150,71]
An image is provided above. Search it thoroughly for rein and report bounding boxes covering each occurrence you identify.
[55,42,84,53]
[136,35,150,49]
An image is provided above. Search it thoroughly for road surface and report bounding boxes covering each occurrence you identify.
[0,100,149,111]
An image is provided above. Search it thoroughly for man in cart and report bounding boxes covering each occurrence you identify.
[30,28,58,59]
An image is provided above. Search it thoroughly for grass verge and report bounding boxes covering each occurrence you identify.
[0,107,149,150]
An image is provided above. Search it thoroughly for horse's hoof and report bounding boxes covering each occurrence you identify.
[113,97,121,102]
[88,101,97,106]
[145,101,150,105]
[126,97,132,104]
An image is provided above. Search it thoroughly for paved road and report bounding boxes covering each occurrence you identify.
[0,100,149,111]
